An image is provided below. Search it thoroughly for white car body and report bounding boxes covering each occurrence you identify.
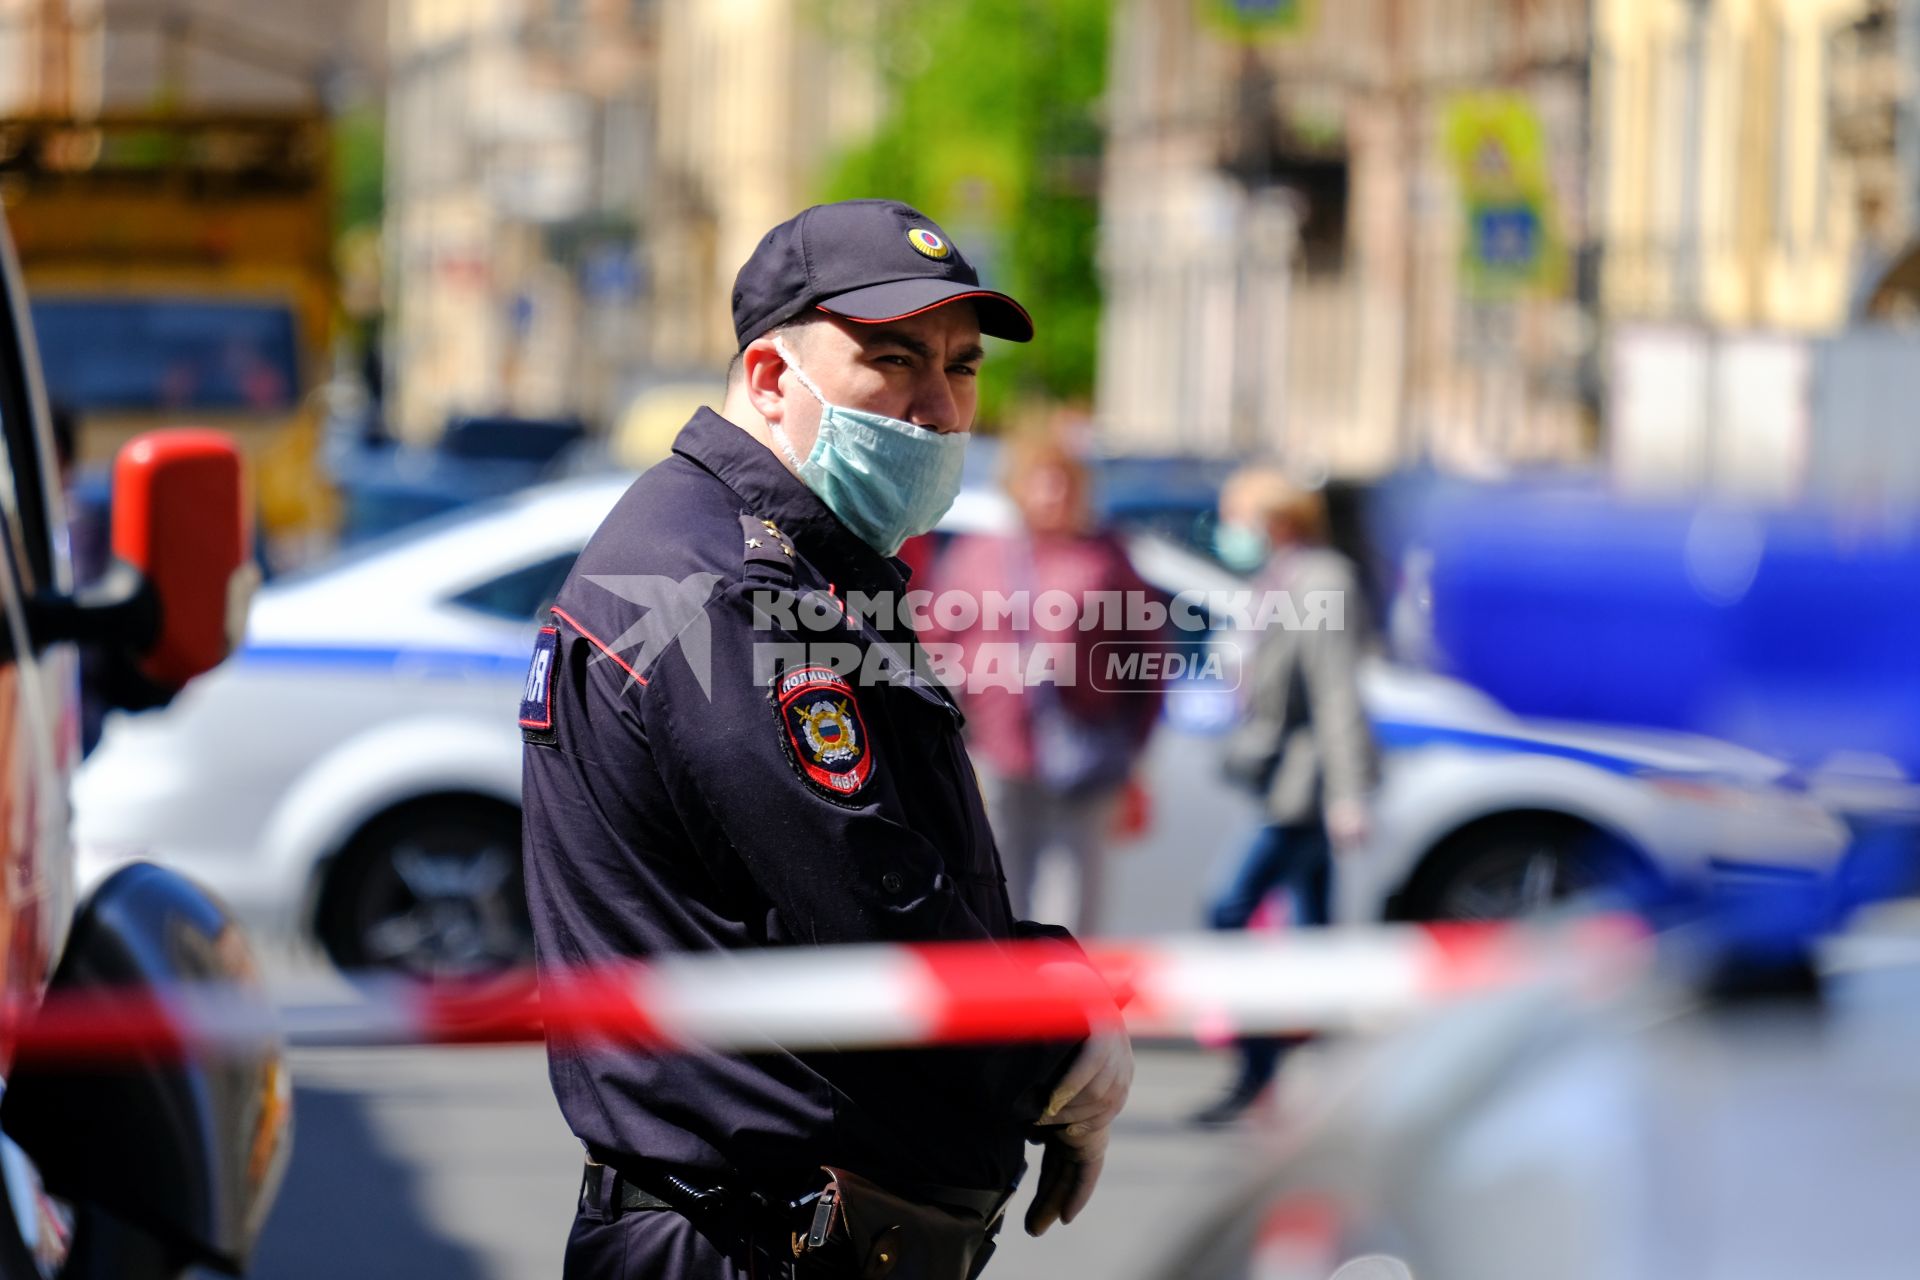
[75,475,630,943]
[76,472,1850,959]
[1344,668,1847,921]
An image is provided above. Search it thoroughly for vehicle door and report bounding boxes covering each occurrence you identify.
[0,215,81,1029]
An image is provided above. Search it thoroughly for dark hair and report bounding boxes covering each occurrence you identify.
[726,318,811,386]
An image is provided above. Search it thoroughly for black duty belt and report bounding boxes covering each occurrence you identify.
[582,1160,731,1218]
[582,1162,677,1215]
[580,1160,1008,1224]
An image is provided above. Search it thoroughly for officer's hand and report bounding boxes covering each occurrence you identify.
[1041,1027,1133,1130]
[1024,1028,1132,1237]
[1024,1119,1109,1236]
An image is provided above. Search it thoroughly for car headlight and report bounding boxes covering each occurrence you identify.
[1644,774,1844,843]
[1643,776,1770,808]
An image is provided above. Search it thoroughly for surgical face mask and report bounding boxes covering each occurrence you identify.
[1214,522,1271,574]
[769,336,968,556]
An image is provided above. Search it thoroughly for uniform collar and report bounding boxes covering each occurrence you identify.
[671,407,909,591]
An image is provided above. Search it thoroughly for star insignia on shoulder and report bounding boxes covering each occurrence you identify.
[780,544,794,556]
[746,537,763,549]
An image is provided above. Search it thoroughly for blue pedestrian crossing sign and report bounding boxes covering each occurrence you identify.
[1475,205,1544,271]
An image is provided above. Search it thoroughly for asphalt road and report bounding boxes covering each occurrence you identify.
[250,1042,1272,1280]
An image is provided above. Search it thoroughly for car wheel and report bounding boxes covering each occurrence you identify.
[318,798,530,980]
[1400,815,1635,922]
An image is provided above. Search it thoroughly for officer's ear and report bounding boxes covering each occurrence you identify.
[741,336,792,425]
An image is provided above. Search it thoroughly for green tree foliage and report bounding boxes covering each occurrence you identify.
[334,105,385,236]
[812,0,1109,423]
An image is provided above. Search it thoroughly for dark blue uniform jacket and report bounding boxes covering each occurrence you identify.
[521,408,1074,1197]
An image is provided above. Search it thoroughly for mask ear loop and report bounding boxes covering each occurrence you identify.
[766,334,824,473]
[772,335,829,405]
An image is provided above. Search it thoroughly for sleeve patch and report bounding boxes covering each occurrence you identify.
[520,626,559,743]
[777,665,874,798]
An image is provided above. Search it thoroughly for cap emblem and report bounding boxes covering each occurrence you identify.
[907,228,951,260]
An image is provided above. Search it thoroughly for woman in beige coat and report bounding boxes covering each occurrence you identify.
[1192,467,1379,1125]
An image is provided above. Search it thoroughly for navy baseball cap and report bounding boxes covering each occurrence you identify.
[731,199,1034,349]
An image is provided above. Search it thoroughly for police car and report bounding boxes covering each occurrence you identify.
[74,474,1847,977]
[75,475,624,978]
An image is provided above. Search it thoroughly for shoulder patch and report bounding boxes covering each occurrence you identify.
[520,625,559,745]
[775,665,874,800]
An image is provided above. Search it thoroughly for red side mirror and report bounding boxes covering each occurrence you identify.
[110,430,255,690]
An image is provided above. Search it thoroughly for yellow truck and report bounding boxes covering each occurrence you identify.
[0,111,339,557]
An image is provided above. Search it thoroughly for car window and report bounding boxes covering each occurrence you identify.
[448,552,579,623]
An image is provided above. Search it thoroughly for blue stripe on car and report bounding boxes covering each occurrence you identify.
[1370,719,1649,776]
[236,644,533,679]
[236,644,1663,777]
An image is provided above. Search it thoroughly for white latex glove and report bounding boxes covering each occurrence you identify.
[1041,1027,1133,1130]
[1026,1028,1133,1236]
[1025,1121,1109,1237]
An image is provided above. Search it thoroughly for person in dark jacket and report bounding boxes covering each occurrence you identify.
[521,200,1131,1279]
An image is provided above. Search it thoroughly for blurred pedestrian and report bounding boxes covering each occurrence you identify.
[520,200,1130,1280]
[1191,466,1378,1126]
[928,436,1163,935]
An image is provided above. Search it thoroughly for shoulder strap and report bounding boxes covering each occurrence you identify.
[740,512,799,577]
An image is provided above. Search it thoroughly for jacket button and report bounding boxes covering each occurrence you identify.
[880,872,903,894]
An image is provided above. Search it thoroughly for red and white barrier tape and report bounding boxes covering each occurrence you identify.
[1,918,1648,1064]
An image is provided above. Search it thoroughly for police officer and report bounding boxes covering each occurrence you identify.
[521,199,1133,1279]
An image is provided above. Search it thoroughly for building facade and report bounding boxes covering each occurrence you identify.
[639,0,880,375]
[1098,0,1594,476]
[1594,0,1886,331]
[0,0,381,116]
[383,0,880,442]
[384,0,634,438]
[1590,0,1920,500]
